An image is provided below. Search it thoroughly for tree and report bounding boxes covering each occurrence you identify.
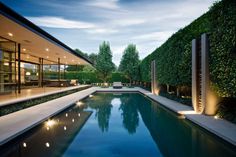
[88,53,98,65]
[96,41,115,83]
[119,44,140,84]
[75,49,89,59]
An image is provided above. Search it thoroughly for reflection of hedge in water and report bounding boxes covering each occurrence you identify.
[139,0,236,97]
[137,96,236,157]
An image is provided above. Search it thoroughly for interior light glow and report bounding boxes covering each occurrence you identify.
[78,113,80,117]
[63,56,66,58]
[3,62,9,66]
[26,72,31,76]
[45,48,49,51]
[64,126,67,130]
[214,115,219,119]
[72,119,75,122]
[23,142,27,147]
[8,32,13,37]
[45,142,50,147]
[46,56,49,59]
[22,48,26,51]
[65,113,68,117]
[89,95,93,98]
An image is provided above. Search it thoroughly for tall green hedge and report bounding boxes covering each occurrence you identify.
[65,72,129,84]
[139,0,236,97]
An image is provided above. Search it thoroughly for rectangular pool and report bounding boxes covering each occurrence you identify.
[0,92,236,157]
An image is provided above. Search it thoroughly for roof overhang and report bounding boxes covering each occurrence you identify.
[0,2,92,65]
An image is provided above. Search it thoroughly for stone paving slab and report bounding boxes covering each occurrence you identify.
[0,86,236,147]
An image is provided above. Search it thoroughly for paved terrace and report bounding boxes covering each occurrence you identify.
[0,85,90,107]
[0,87,236,147]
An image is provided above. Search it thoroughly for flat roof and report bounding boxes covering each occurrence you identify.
[0,2,93,65]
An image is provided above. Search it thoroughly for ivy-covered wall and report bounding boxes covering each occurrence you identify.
[139,0,236,97]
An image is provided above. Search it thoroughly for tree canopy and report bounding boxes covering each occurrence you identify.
[96,41,115,82]
[119,44,140,83]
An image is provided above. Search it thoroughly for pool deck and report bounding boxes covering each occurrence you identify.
[0,85,90,107]
[0,87,236,147]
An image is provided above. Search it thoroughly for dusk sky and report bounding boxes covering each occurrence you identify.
[1,0,215,65]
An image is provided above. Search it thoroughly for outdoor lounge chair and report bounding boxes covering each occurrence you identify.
[113,82,123,89]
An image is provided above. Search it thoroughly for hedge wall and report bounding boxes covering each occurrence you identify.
[65,72,129,84]
[139,0,236,97]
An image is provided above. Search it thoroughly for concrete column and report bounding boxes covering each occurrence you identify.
[201,33,219,115]
[151,60,159,94]
[38,58,43,87]
[192,39,198,112]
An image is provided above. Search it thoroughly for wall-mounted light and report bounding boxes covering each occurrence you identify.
[22,48,26,51]
[63,56,66,58]
[45,48,49,52]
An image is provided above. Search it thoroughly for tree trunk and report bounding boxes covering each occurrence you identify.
[176,86,180,97]
[167,84,170,93]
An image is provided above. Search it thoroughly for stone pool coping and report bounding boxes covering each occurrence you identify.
[0,86,236,147]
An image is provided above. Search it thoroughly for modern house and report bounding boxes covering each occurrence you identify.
[0,2,92,95]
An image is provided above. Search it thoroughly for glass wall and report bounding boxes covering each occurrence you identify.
[0,37,16,94]
[17,62,39,88]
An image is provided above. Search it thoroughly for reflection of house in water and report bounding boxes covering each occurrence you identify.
[138,99,236,157]
[0,108,92,157]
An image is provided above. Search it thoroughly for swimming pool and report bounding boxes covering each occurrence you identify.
[0,92,236,157]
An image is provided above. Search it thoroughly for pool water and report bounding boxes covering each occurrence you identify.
[0,93,236,157]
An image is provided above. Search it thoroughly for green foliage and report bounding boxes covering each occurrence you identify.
[89,53,98,65]
[139,0,236,97]
[96,41,115,82]
[65,71,129,83]
[119,44,140,82]
[208,0,236,97]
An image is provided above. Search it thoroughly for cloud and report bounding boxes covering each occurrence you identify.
[86,28,118,34]
[27,16,95,29]
[85,0,120,10]
[113,18,146,26]
[133,31,174,42]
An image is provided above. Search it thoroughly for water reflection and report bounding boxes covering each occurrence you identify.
[136,94,236,157]
[85,94,113,132]
[1,93,236,157]
[119,95,139,134]
[0,108,92,157]
[85,93,236,157]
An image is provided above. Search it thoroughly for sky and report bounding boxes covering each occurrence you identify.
[1,0,215,66]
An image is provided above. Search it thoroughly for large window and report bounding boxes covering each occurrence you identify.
[0,37,16,94]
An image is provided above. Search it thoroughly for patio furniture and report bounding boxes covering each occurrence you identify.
[113,82,123,89]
